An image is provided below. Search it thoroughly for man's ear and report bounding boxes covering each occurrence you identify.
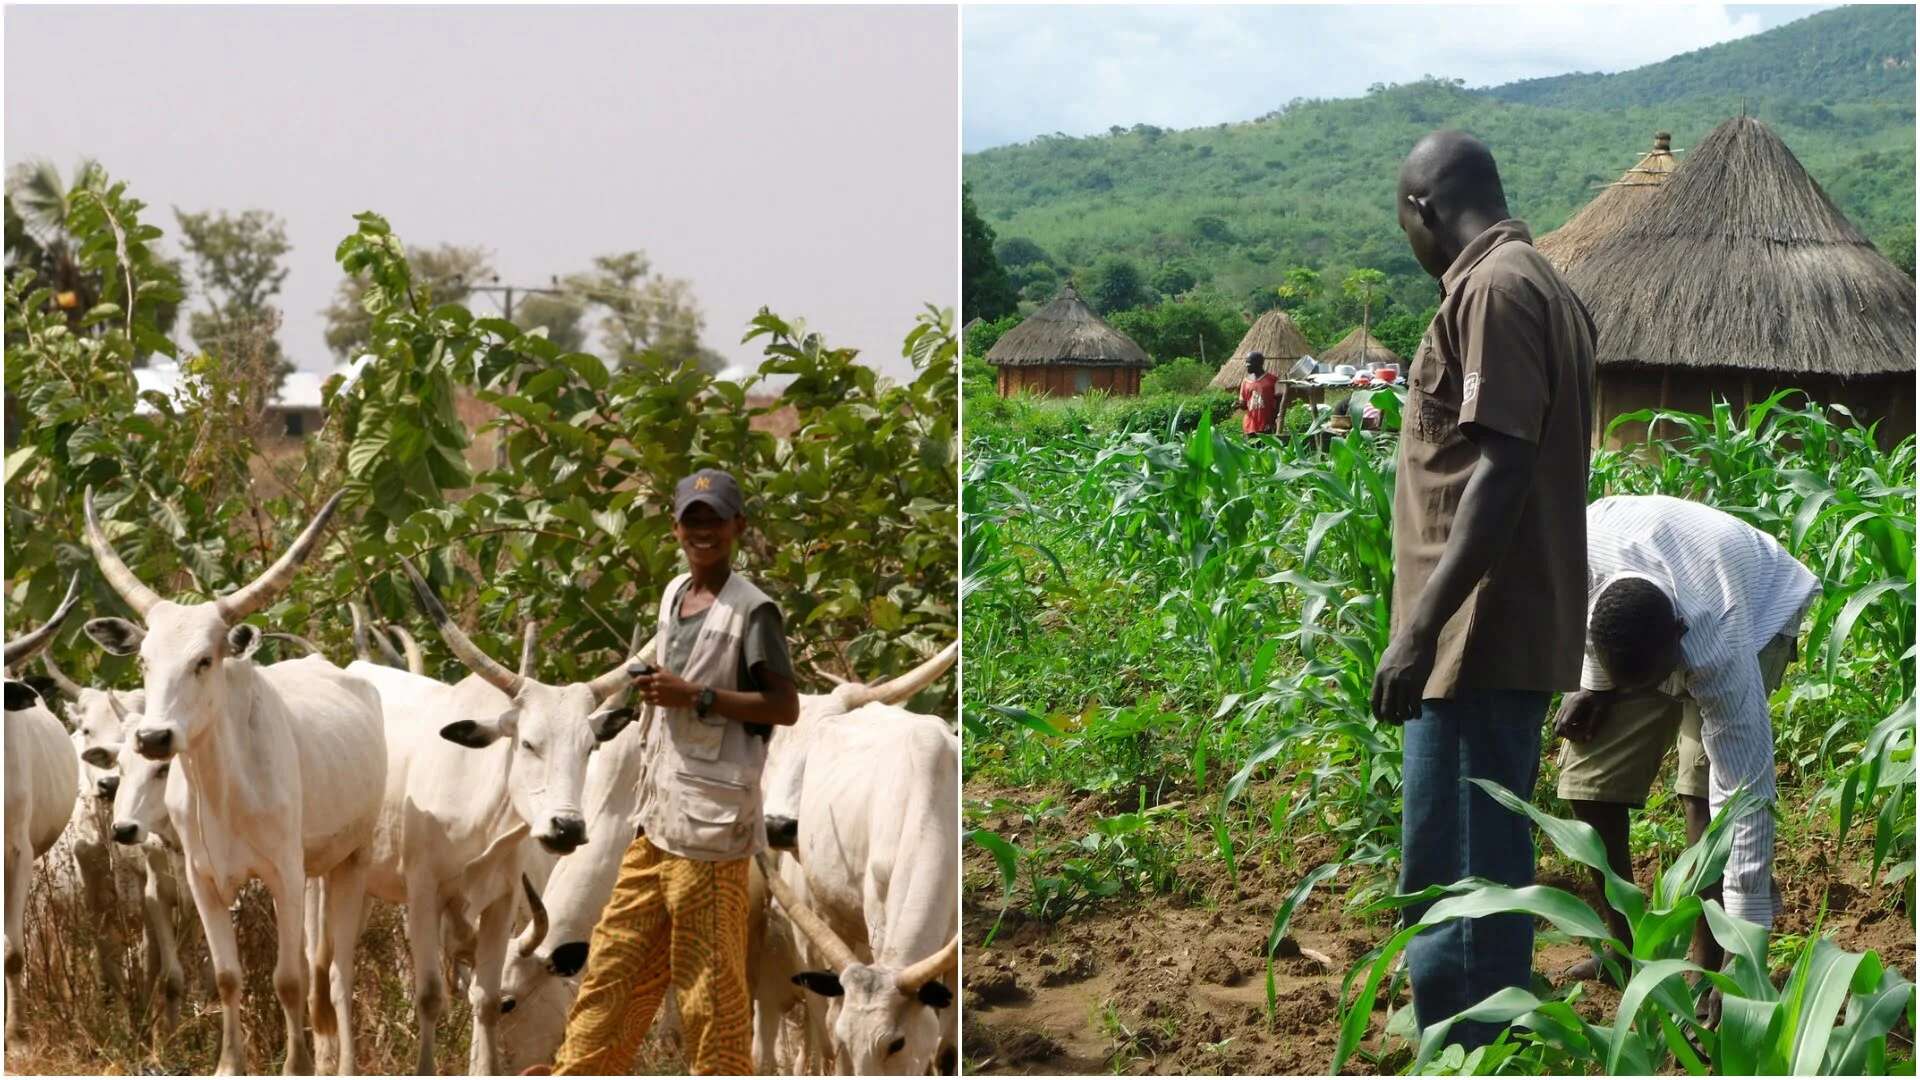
[227,623,263,659]
[441,710,514,749]
[4,680,41,712]
[85,618,146,657]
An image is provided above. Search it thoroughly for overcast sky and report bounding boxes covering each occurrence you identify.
[6,6,958,379]
[964,4,1836,151]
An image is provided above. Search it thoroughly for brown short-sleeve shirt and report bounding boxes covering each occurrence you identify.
[1392,220,1597,698]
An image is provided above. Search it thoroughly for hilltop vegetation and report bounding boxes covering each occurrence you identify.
[964,5,1915,340]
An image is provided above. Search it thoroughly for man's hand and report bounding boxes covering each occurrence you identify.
[633,667,700,710]
[1553,689,1609,743]
[1372,631,1438,725]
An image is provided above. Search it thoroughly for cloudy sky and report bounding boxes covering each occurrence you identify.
[964,4,1835,151]
[6,6,958,378]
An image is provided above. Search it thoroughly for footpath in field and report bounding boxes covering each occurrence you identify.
[960,400,1916,1075]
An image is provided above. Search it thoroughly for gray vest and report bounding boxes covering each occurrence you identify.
[634,571,774,862]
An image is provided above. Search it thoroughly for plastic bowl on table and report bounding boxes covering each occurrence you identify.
[1376,366,1399,383]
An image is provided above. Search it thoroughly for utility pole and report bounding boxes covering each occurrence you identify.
[458,273,566,323]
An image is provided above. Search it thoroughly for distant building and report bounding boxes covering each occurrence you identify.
[984,285,1151,397]
[1317,326,1403,372]
[1536,131,1680,273]
[1211,310,1311,390]
[1562,116,1915,446]
[134,355,375,443]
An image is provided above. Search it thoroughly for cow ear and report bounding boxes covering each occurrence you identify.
[81,745,117,770]
[548,942,589,978]
[588,705,635,743]
[917,980,954,1009]
[441,713,507,749]
[227,623,263,659]
[85,618,146,656]
[4,680,40,712]
[791,971,844,998]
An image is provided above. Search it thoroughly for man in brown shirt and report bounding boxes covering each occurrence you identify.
[1371,130,1596,1051]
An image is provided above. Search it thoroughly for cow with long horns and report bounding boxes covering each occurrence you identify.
[764,698,961,1075]
[79,488,387,1075]
[345,558,655,1075]
[3,574,84,1041]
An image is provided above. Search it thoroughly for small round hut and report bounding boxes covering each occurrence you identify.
[985,285,1151,397]
[1565,115,1915,447]
[1318,326,1404,371]
[1210,310,1312,389]
[1536,132,1680,273]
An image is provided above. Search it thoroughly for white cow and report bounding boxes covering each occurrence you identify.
[770,700,961,1075]
[2,574,83,1041]
[350,560,653,1075]
[81,488,387,1076]
[40,652,198,1039]
[494,641,958,1074]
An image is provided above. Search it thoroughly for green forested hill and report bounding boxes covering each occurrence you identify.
[964,5,1915,327]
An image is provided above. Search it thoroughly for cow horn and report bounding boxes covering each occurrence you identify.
[38,648,84,700]
[83,490,163,620]
[845,640,958,709]
[349,601,382,664]
[519,622,539,680]
[215,491,346,623]
[387,624,425,675]
[516,873,549,959]
[587,632,660,701]
[5,572,84,669]
[261,632,323,657]
[106,690,131,723]
[756,854,856,971]
[399,558,522,696]
[894,936,959,995]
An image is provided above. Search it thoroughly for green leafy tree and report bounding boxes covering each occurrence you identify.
[511,291,589,353]
[323,243,491,361]
[1151,261,1201,297]
[963,182,1017,321]
[175,208,294,386]
[1274,266,1321,310]
[5,158,181,349]
[1108,293,1246,368]
[561,251,715,373]
[1083,254,1154,314]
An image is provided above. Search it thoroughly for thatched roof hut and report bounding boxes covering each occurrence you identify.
[1318,326,1404,370]
[1536,132,1679,272]
[985,285,1152,397]
[1565,115,1915,446]
[1209,310,1311,389]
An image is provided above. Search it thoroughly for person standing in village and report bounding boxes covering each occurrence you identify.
[533,468,801,1076]
[1370,130,1597,1049]
[1236,350,1281,436]
[1553,494,1819,1015]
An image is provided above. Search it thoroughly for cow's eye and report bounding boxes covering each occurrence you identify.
[520,739,536,754]
[887,1037,905,1057]
[157,763,170,778]
[195,657,213,674]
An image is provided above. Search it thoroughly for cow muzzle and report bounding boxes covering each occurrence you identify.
[112,822,144,845]
[539,815,587,854]
[134,727,175,760]
[95,775,120,800]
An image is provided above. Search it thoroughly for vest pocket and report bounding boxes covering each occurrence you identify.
[672,770,757,856]
[669,709,728,761]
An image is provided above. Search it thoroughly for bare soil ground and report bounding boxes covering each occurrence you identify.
[961,780,1914,1076]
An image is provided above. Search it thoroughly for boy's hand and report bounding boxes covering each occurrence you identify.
[1554,689,1609,743]
[634,667,700,709]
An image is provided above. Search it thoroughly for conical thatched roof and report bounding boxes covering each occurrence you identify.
[1567,116,1914,378]
[1537,132,1680,272]
[984,285,1150,368]
[1210,310,1311,389]
[1319,326,1403,369]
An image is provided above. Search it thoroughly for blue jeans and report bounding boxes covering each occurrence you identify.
[1400,688,1548,1050]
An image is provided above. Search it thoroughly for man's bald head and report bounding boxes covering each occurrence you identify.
[1396,130,1511,280]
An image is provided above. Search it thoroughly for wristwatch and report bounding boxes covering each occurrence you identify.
[695,686,717,718]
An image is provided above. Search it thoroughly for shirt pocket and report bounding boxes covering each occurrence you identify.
[671,770,757,856]
[1406,336,1459,444]
[669,708,728,762]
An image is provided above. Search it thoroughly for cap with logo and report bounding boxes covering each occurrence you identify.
[673,468,746,521]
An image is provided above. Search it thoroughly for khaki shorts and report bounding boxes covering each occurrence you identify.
[1557,633,1795,806]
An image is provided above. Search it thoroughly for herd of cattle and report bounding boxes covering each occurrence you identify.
[1,489,961,1075]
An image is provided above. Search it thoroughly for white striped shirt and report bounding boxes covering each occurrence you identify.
[1582,495,1820,927]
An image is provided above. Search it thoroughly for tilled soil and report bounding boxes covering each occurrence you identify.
[962,781,1914,1076]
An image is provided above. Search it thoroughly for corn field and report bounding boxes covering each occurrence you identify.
[960,392,1914,1075]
